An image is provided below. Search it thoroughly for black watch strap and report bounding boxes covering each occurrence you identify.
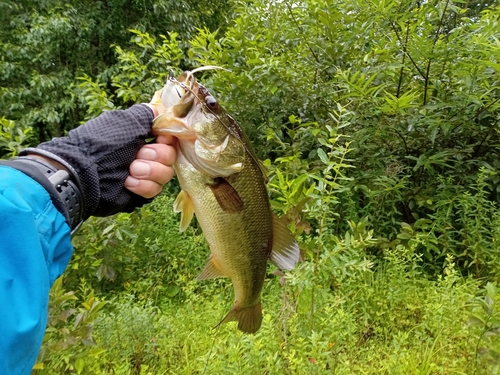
[0,156,85,234]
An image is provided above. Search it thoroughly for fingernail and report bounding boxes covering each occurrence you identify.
[140,147,157,160]
[125,176,140,187]
[130,161,151,177]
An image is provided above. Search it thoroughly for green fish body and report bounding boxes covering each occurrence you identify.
[152,69,299,333]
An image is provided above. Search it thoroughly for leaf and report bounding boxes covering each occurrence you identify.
[75,357,84,374]
[165,284,180,298]
[317,148,329,164]
[102,224,115,235]
[397,232,412,240]
[32,363,44,370]
[468,316,486,327]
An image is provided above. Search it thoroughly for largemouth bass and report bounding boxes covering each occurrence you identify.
[152,68,299,333]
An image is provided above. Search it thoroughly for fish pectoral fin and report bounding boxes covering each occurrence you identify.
[208,177,244,213]
[270,213,300,270]
[173,190,195,232]
[196,258,225,280]
[215,301,263,334]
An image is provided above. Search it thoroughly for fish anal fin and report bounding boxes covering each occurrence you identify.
[270,213,300,270]
[196,257,225,280]
[173,190,195,232]
[208,177,244,213]
[215,301,262,334]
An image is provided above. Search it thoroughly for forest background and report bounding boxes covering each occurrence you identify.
[1,0,500,373]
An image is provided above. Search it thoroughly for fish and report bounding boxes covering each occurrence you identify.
[151,68,300,333]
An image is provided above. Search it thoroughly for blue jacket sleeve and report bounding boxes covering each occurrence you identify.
[0,165,73,374]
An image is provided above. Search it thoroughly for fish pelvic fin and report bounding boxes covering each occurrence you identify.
[270,213,300,270]
[173,190,195,232]
[208,177,244,213]
[216,301,263,334]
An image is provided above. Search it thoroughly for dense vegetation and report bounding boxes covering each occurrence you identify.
[1,0,500,373]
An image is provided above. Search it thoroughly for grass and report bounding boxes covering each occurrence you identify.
[34,196,500,374]
[36,249,500,374]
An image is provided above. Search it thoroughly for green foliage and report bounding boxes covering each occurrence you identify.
[75,74,115,120]
[1,0,499,373]
[469,282,500,371]
[0,117,32,158]
[36,277,106,373]
[94,297,169,372]
[0,0,233,141]
[111,30,184,106]
[69,195,212,302]
[37,234,491,374]
[395,168,500,277]
[154,0,499,273]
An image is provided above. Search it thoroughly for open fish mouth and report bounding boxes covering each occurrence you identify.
[162,66,230,105]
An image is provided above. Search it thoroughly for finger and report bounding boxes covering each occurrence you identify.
[128,160,175,185]
[124,140,177,198]
[124,178,164,199]
[156,135,175,145]
[136,143,176,166]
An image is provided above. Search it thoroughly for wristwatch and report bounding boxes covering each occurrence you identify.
[0,149,85,234]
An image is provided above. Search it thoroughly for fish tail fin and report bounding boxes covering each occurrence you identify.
[215,302,262,334]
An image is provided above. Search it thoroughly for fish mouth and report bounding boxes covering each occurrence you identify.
[160,77,186,108]
[152,66,231,139]
[152,74,193,137]
[162,66,230,106]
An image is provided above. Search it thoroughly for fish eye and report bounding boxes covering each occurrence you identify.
[205,95,219,111]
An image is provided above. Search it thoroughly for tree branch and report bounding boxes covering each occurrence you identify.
[390,21,426,80]
[423,0,450,105]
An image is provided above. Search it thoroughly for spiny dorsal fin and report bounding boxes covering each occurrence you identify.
[208,177,244,213]
[173,190,195,232]
[270,213,300,270]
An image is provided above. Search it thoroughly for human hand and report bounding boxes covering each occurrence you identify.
[125,135,176,198]
[20,103,174,224]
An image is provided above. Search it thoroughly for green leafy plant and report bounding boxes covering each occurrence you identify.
[1,0,498,373]
[0,117,32,158]
[35,277,106,374]
[469,282,500,373]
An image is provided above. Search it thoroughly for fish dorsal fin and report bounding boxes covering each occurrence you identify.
[197,257,225,280]
[270,213,300,270]
[208,177,244,213]
[173,190,195,232]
